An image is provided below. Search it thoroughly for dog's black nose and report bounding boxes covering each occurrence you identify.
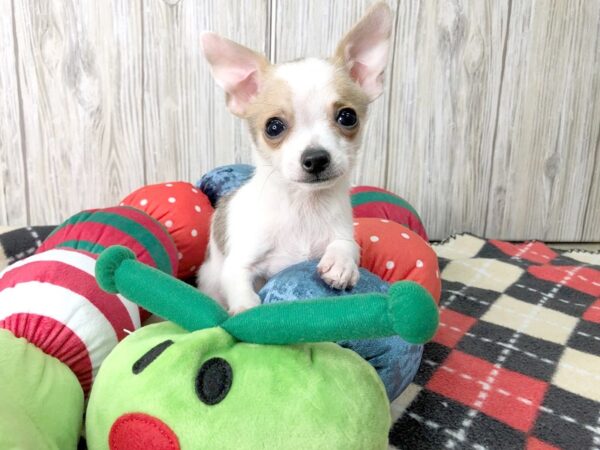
[301,148,331,174]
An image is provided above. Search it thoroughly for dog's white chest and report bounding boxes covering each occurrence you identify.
[258,214,335,277]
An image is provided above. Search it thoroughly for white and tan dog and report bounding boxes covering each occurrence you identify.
[198,2,392,314]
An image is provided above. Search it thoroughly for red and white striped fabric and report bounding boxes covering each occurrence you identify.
[0,249,141,394]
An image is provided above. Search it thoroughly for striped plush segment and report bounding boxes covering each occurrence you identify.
[0,249,142,394]
[351,186,428,241]
[37,207,178,276]
[0,207,178,396]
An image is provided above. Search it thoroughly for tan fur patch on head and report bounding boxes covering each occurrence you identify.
[245,68,294,150]
[331,64,370,139]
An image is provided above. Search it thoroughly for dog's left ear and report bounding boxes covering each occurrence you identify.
[334,2,393,102]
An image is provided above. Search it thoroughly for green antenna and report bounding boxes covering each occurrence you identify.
[96,246,229,330]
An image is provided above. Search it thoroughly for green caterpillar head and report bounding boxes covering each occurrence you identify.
[86,246,439,450]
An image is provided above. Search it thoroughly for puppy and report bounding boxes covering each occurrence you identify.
[198,2,393,314]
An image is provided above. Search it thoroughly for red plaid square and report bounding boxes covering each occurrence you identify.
[490,240,558,264]
[432,308,477,348]
[528,266,600,297]
[583,299,600,324]
[526,436,560,450]
[427,350,548,432]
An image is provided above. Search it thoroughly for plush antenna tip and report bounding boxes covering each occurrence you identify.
[95,246,136,294]
[387,281,439,344]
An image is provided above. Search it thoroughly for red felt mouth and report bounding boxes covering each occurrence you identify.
[109,413,180,450]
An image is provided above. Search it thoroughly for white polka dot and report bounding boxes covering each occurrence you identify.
[380,219,390,223]
[416,259,424,268]
[178,252,183,260]
[386,260,395,270]
[353,222,359,226]
[166,183,173,187]
[168,197,176,203]
[192,188,198,194]
[119,202,124,206]
[191,229,198,237]
[436,269,440,278]
[370,235,380,243]
[401,233,410,239]
[140,199,148,206]
[165,220,173,228]
[194,205,201,213]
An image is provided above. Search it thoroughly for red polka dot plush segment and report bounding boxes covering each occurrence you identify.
[351,186,428,241]
[354,218,441,303]
[121,182,213,279]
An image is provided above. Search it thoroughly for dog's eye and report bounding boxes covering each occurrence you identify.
[336,108,358,129]
[265,117,286,138]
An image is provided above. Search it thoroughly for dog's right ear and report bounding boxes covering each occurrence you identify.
[201,32,268,117]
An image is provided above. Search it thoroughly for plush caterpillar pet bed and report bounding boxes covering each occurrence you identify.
[0,164,440,449]
[86,246,438,450]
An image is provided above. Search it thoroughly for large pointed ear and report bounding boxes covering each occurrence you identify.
[201,32,269,117]
[334,2,393,102]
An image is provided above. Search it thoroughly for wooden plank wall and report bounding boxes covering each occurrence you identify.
[1,0,599,241]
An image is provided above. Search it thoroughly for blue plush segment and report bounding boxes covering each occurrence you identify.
[259,260,423,401]
[196,164,255,206]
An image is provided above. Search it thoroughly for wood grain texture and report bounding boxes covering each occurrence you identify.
[486,0,600,240]
[270,0,394,186]
[1,0,599,241]
[0,0,27,226]
[386,0,510,239]
[13,0,144,224]
[142,0,268,185]
[583,144,600,241]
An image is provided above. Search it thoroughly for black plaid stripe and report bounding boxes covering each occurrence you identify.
[441,284,502,319]
[413,342,451,386]
[0,226,56,265]
[505,271,597,317]
[455,321,564,382]
[567,320,600,357]
[533,386,600,450]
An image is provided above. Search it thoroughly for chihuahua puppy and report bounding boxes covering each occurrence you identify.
[198,2,392,314]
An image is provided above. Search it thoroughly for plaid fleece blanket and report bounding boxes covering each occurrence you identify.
[390,234,600,450]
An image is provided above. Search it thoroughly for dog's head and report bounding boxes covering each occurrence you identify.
[202,2,392,190]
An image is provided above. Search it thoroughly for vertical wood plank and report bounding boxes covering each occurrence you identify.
[582,139,600,241]
[143,0,268,185]
[387,0,510,240]
[270,0,395,186]
[0,0,27,226]
[13,0,143,224]
[487,0,600,241]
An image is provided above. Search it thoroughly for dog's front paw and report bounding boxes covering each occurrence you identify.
[317,253,360,290]
[227,292,261,316]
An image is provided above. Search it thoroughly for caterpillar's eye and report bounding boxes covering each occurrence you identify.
[195,357,233,405]
[265,117,287,138]
[335,107,358,129]
[132,340,174,374]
